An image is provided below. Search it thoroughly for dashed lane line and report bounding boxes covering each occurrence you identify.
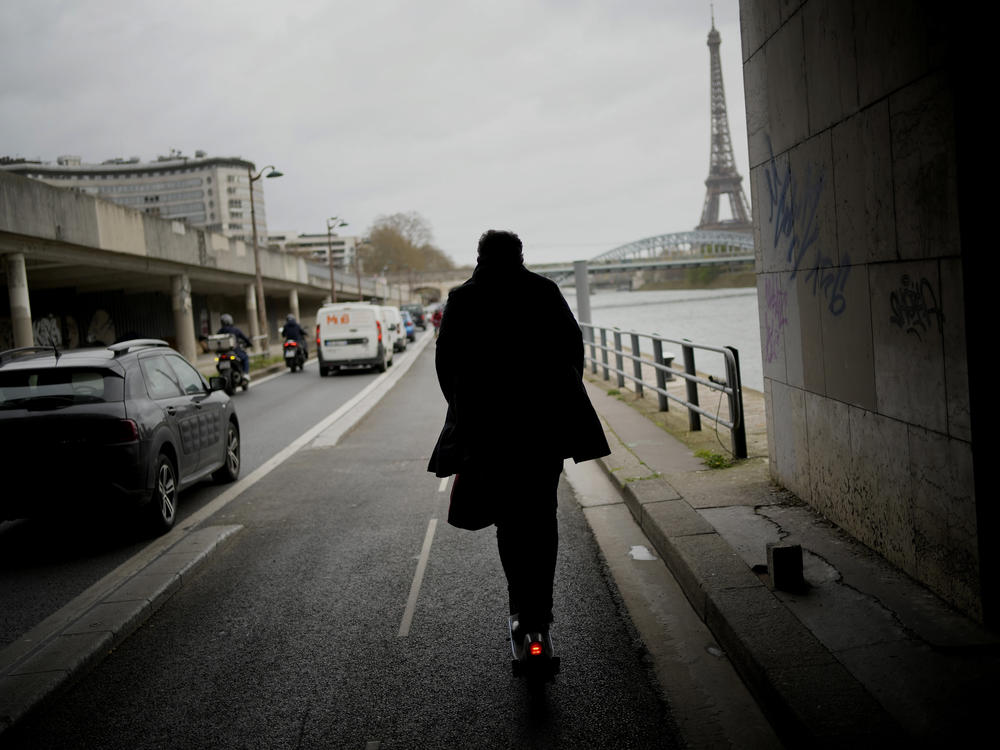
[398,518,438,638]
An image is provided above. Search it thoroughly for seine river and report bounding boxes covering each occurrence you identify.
[564,287,763,393]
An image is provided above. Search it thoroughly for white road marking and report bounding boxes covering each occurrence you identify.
[398,518,438,637]
[628,545,657,561]
[438,477,448,492]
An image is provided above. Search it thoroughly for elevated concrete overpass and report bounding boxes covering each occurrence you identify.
[0,171,414,361]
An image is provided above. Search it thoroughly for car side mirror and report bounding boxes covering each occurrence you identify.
[209,376,227,391]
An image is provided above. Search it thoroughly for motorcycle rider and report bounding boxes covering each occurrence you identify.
[217,313,253,382]
[282,313,308,358]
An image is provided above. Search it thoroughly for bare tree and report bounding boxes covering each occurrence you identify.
[363,212,455,273]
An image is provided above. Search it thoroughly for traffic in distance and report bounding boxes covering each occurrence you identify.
[0,302,438,535]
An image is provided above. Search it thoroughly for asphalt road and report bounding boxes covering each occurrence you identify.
[0,346,404,652]
[3,337,681,748]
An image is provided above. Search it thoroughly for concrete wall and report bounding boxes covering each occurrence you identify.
[741,1,980,617]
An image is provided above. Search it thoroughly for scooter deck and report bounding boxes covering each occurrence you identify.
[508,616,560,679]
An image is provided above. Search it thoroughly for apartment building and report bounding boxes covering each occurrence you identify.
[0,150,271,242]
[269,230,359,271]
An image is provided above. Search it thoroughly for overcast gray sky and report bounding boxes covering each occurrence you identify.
[1,0,748,267]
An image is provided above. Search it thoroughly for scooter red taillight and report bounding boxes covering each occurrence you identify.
[529,641,544,656]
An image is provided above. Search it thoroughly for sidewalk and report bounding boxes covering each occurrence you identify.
[584,373,998,747]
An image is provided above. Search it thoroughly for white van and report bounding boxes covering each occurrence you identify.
[315,303,393,376]
[379,306,407,352]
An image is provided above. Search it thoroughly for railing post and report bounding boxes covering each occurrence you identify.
[682,339,701,431]
[613,329,625,388]
[652,337,669,411]
[588,326,597,374]
[725,346,747,459]
[600,328,609,380]
[630,332,643,396]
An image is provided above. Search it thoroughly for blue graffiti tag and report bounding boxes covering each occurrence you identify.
[764,137,847,316]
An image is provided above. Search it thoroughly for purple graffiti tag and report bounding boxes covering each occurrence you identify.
[889,275,944,341]
[763,275,788,364]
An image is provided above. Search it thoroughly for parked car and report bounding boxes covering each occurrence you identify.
[400,310,416,342]
[315,303,392,375]
[401,303,426,329]
[0,339,240,533]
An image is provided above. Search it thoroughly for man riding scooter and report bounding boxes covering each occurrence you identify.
[217,313,253,384]
[281,314,308,358]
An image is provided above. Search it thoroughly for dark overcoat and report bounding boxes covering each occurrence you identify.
[428,262,610,477]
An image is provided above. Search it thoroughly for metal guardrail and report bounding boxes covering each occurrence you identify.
[580,323,747,459]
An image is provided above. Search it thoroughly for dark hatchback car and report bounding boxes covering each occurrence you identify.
[400,303,426,329]
[0,339,240,533]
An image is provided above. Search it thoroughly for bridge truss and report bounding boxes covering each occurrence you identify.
[590,229,754,263]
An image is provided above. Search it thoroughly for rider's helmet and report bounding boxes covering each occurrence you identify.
[286,314,297,324]
[220,313,234,326]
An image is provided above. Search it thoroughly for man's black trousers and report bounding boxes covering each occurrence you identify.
[494,458,564,631]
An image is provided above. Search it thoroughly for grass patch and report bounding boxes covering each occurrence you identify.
[607,389,620,396]
[695,449,733,469]
[251,355,285,371]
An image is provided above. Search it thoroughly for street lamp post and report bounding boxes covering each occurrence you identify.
[248,163,283,352]
[356,238,368,302]
[327,217,348,303]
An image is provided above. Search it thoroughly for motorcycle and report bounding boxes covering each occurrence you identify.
[206,333,249,395]
[283,338,306,372]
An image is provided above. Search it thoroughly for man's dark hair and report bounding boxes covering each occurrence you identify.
[477,230,523,266]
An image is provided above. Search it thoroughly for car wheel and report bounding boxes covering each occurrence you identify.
[376,347,387,373]
[148,453,178,533]
[213,420,240,483]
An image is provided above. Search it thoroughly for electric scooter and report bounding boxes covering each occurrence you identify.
[509,616,560,681]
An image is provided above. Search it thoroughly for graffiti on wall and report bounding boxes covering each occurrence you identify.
[763,275,788,364]
[764,137,848,316]
[32,314,63,347]
[889,275,944,341]
[0,310,114,350]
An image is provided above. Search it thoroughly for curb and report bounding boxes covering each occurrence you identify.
[593,432,905,746]
[0,525,241,736]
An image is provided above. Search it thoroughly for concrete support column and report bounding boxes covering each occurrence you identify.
[289,289,300,321]
[573,260,592,324]
[4,253,34,347]
[245,283,261,346]
[171,273,197,363]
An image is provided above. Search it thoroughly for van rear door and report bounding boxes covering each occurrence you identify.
[319,306,378,363]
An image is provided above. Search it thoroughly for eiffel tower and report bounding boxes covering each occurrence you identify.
[696,14,752,232]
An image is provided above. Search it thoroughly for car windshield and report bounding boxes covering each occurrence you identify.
[0,367,124,408]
